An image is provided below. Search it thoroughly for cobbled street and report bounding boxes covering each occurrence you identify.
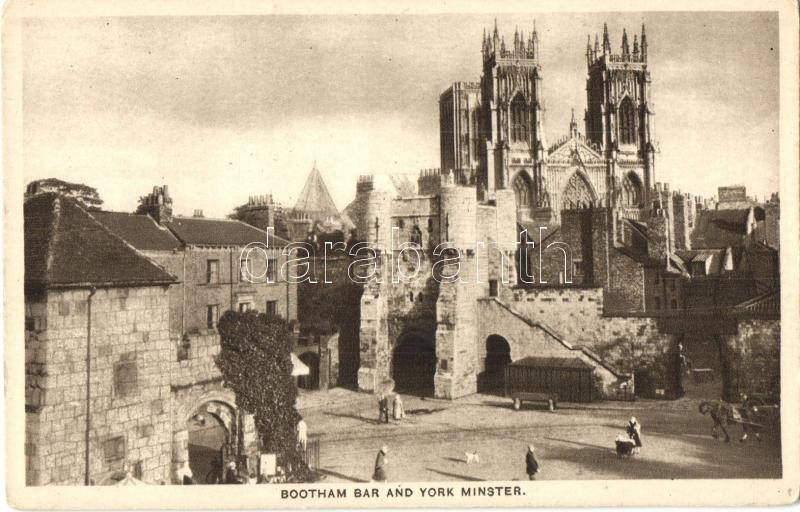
[298,389,782,482]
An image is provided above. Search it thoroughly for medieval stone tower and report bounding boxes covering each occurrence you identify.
[585,23,656,210]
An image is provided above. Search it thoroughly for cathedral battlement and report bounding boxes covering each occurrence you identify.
[586,23,648,68]
[482,20,539,62]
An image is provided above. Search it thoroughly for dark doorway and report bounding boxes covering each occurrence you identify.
[298,352,320,390]
[680,334,725,400]
[392,333,436,396]
[187,412,227,484]
[478,335,512,393]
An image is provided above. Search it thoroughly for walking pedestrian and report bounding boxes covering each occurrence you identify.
[372,446,389,482]
[392,394,405,422]
[626,417,643,453]
[378,393,390,424]
[525,445,540,480]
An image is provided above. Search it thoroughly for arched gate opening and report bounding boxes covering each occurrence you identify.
[478,335,512,393]
[392,332,436,396]
[187,401,235,484]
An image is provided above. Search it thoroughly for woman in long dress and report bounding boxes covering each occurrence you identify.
[626,417,643,453]
[392,394,405,421]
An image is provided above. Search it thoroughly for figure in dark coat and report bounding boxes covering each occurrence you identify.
[525,445,540,480]
[626,417,643,453]
[378,394,390,424]
[372,446,388,482]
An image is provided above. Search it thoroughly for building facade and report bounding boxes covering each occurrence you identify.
[349,22,780,402]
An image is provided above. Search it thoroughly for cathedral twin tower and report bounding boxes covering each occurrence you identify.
[439,22,656,225]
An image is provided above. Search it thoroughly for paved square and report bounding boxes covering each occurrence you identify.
[298,390,781,482]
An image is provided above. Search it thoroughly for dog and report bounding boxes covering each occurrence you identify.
[464,451,481,464]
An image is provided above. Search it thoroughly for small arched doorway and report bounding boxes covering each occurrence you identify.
[187,401,234,484]
[479,335,512,393]
[392,332,436,396]
[298,352,320,390]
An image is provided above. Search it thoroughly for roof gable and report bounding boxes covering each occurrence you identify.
[24,194,176,288]
[547,133,604,166]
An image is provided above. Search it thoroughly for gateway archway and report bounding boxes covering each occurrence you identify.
[392,332,436,396]
[187,401,235,484]
[478,335,512,393]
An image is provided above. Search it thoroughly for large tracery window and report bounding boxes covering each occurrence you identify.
[513,173,531,208]
[510,94,529,143]
[619,97,636,145]
[622,173,642,207]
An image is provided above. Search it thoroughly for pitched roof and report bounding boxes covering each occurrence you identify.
[293,164,340,218]
[691,209,750,249]
[166,217,289,247]
[24,194,176,288]
[509,356,595,370]
[92,211,181,251]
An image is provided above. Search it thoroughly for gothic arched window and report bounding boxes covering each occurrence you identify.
[562,171,597,209]
[622,172,642,207]
[512,173,531,208]
[510,94,528,143]
[619,97,636,145]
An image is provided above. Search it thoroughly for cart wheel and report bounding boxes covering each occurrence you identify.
[513,398,521,410]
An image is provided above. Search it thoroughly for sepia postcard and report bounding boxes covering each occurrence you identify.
[3,0,799,508]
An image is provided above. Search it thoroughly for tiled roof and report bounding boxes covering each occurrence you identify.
[509,356,595,370]
[691,209,750,249]
[166,217,289,247]
[24,194,176,288]
[92,211,181,251]
[293,165,340,218]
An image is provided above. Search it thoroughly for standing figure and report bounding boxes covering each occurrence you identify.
[372,446,389,482]
[525,445,540,480]
[297,417,308,452]
[378,393,390,424]
[392,394,405,422]
[673,343,686,398]
[626,417,643,453]
[224,461,240,484]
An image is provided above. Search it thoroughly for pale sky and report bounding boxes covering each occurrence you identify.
[22,12,779,218]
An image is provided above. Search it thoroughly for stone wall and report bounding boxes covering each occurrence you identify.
[476,298,632,398]
[25,286,172,485]
[722,318,780,401]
